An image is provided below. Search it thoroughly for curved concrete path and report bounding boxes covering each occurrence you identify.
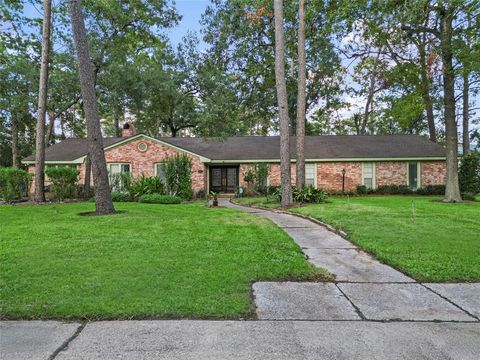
[223,200,480,323]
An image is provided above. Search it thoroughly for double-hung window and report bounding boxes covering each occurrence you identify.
[107,163,130,191]
[363,162,375,189]
[155,163,166,184]
[305,163,316,187]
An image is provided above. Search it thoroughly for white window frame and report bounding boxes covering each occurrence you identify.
[407,161,421,189]
[107,163,131,175]
[304,163,317,188]
[362,162,376,189]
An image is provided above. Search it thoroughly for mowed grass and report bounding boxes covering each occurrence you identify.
[236,196,480,282]
[0,202,329,320]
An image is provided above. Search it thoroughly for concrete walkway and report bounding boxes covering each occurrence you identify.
[223,200,480,322]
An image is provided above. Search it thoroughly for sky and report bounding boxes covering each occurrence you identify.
[166,0,209,49]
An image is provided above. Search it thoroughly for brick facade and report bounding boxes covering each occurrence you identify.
[262,160,446,192]
[376,162,408,186]
[421,161,447,186]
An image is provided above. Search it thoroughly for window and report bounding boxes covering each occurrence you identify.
[107,163,130,191]
[363,162,375,189]
[408,162,420,189]
[305,163,316,187]
[155,163,166,184]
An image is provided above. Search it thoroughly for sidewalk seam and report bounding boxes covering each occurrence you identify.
[420,284,480,321]
[48,321,87,359]
[335,284,366,320]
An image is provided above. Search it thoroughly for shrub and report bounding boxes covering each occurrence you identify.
[138,193,181,204]
[254,163,270,194]
[416,185,446,195]
[293,185,328,203]
[356,185,368,194]
[459,153,480,196]
[161,154,193,199]
[375,184,413,195]
[44,166,80,200]
[109,173,132,193]
[111,192,130,202]
[195,189,207,199]
[461,191,477,201]
[269,185,327,204]
[126,175,164,199]
[0,167,31,201]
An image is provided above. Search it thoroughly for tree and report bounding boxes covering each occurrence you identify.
[69,0,114,214]
[34,0,52,202]
[396,0,480,202]
[202,0,342,135]
[437,2,461,202]
[274,0,292,207]
[295,0,306,189]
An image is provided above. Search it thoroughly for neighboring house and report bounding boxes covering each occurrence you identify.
[22,123,447,194]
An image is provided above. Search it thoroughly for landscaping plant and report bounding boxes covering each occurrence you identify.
[126,175,164,200]
[138,193,182,204]
[0,167,31,202]
[161,154,193,199]
[44,166,79,200]
[459,152,480,199]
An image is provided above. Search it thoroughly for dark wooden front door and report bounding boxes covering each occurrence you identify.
[210,166,239,193]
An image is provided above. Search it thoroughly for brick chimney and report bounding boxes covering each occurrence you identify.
[122,123,136,137]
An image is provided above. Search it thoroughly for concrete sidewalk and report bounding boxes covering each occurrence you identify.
[1,320,480,360]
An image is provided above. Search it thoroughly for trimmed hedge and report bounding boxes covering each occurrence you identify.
[138,193,182,204]
[0,167,31,201]
[416,185,445,195]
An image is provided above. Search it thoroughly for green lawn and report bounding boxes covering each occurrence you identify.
[0,202,329,320]
[235,196,480,282]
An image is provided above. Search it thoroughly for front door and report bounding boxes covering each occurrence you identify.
[210,166,238,193]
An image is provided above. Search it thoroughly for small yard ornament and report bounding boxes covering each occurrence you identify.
[209,191,219,207]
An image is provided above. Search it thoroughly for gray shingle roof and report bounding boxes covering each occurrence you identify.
[22,137,124,162]
[162,135,446,160]
[23,134,446,163]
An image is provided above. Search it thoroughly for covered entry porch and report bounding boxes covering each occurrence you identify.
[208,165,239,193]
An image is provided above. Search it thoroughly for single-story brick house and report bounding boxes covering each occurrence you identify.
[22,124,447,194]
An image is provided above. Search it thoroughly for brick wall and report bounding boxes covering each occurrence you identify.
[316,162,362,191]
[267,164,296,187]
[75,137,206,192]
[376,162,408,186]
[263,160,446,192]
[421,161,446,186]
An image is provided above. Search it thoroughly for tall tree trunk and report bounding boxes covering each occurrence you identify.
[462,69,470,155]
[418,41,437,142]
[439,9,462,202]
[274,0,292,207]
[34,0,52,202]
[45,111,55,144]
[114,109,121,137]
[295,0,306,190]
[83,155,91,200]
[361,50,382,134]
[69,0,115,214]
[11,112,20,168]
